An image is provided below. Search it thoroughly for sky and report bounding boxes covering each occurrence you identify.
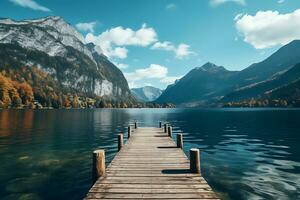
[1,0,300,89]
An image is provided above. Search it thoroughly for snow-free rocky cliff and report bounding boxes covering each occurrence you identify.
[0,16,132,100]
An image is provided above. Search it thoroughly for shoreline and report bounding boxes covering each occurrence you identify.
[1,107,300,110]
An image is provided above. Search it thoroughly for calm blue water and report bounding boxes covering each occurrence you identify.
[0,108,299,200]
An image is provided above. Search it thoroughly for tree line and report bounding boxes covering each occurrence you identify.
[0,69,175,109]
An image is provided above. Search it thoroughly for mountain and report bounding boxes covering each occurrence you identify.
[155,62,237,105]
[233,40,300,88]
[131,86,163,102]
[265,78,300,102]
[222,63,300,102]
[220,40,300,104]
[157,40,300,106]
[0,16,136,108]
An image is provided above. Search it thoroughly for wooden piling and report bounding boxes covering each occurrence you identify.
[168,126,172,137]
[190,148,200,174]
[159,121,162,128]
[127,126,131,138]
[134,122,137,129]
[118,134,123,151]
[92,150,105,183]
[177,133,183,149]
[164,123,168,133]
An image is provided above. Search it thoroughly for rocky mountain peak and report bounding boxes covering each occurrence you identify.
[0,16,134,105]
[0,16,93,59]
[198,62,227,73]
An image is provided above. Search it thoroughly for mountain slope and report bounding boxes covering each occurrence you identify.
[0,16,135,108]
[222,63,300,102]
[156,62,237,105]
[223,77,300,107]
[131,86,163,102]
[234,40,300,87]
[265,78,300,101]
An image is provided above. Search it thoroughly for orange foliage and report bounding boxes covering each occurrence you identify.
[63,95,71,108]
[14,82,34,104]
[0,73,18,107]
[0,73,34,108]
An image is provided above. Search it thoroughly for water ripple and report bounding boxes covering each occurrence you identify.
[0,108,299,200]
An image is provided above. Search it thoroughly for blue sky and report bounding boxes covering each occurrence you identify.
[1,0,300,89]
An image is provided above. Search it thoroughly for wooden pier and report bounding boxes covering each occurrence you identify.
[85,123,220,200]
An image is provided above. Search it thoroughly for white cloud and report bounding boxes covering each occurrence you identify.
[124,64,182,88]
[235,9,300,49]
[210,0,246,6]
[9,0,50,12]
[85,24,157,59]
[166,3,177,10]
[110,47,128,59]
[151,41,194,59]
[113,62,128,69]
[278,0,285,3]
[86,23,193,60]
[125,64,167,82]
[152,41,174,51]
[93,24,157,46]
[160,76,182,84]
[234,13,243,21]
[76,22,97,33]
[176,44,194,59]
[86,33,129,59]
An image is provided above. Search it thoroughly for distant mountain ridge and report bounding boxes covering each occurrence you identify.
[131,86,163,102]
[156,40,300,107]
[156,62,237,105]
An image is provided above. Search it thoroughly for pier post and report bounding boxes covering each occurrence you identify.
[177,133,183,149]
[159,121,162,128]
[118,134,123,151]
[92,150,105,183]
[127,126,131,139]
[190,148,200,174]
[168,126,172,137]
[134,121,137,129]
[164,123,168,133]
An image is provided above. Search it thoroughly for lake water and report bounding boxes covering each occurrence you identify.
[0,108,299,200]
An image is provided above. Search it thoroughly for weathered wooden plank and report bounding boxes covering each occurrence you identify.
[104,174,202,177]
[86,193,219,199]
[96,180,208,184]
[89,188,213,193]
[88,198,220,200]
[108,164,190,168]
[85,127,219,200]
[98,176,205,181]
[105,169,195,174]
[91,184,211,189]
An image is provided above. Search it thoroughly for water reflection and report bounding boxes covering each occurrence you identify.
[0,108,299,200]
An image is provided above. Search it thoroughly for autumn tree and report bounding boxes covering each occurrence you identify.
[14,82,34,105]
[0,73,20,108]
[71,95,80,108]
[63,95,71,108]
